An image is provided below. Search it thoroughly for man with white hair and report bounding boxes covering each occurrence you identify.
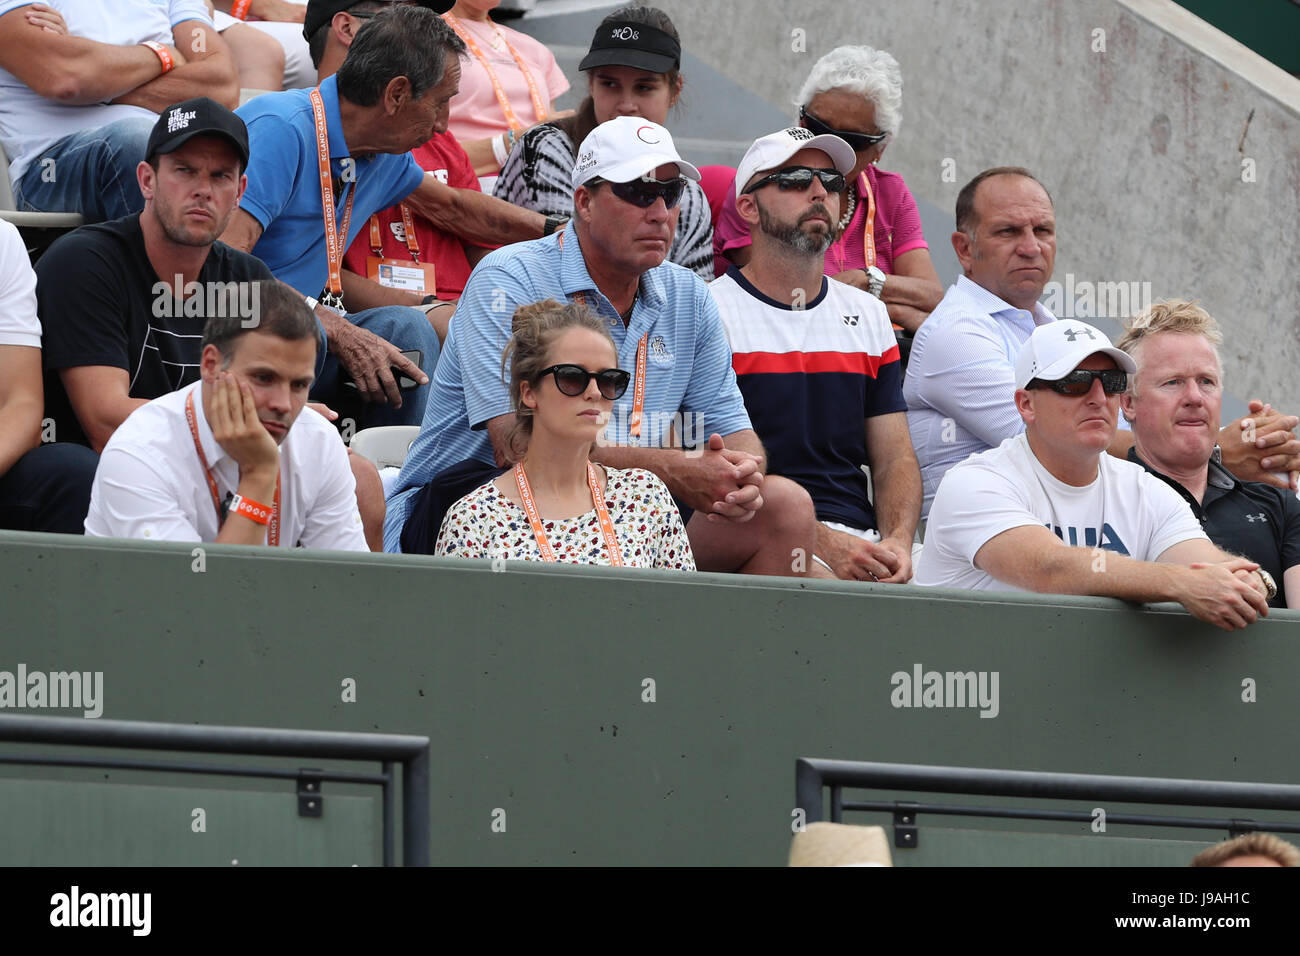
[1117,300,1299,608]
[916,320,1269,631]
[386,116,818,573]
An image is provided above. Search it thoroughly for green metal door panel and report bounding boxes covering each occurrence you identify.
[890,828,1216,867]
[0,777,379,865]
[0,780,379,868]
[2,532,1298,865]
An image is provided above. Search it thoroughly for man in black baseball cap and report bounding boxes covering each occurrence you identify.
[146,96,251,172]
[303,0,444,67]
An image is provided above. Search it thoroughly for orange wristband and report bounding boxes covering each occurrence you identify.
[228,493,271,526]
[230,0,252,19]
[141,40,174,74]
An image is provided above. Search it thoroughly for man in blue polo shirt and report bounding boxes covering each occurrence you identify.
[219,5,544,428]
[712,128,922,582]
[387,117,818,574]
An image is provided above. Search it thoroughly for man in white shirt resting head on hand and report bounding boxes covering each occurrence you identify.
[916,320,1270,631]
[86,279,368,550]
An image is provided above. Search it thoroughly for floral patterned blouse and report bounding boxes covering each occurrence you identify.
[435,466,696,570]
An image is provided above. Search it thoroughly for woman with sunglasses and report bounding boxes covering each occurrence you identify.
[435,299,695,570]
[715,46,944,332]
[492,5,714,280]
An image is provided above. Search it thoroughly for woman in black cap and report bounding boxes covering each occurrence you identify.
[492,4,713,280]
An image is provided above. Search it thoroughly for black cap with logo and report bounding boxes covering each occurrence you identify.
[578,20,681,74]
[146,97,250,171]
[302,0,446,41]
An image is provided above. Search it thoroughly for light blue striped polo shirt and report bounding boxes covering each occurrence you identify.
[383,228,752,552]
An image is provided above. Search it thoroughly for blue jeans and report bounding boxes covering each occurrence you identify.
[0,443,99,534]
[311,305,440,429]
[13,117,153,222]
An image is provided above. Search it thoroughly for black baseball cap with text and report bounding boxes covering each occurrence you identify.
[302,0,446,41]
[578,19,681,74]
[146,97,249,171]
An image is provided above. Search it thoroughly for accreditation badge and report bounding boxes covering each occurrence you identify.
[367,257,436,294]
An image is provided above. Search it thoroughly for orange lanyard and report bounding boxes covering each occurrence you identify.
[185,392,280,545]
[310,87,356,307]
[829,171,877,275]
[369,203,421,261]
[442,12,547,131]
[628,334,647,438]
[567,281,648,439]
[514,461,623,565]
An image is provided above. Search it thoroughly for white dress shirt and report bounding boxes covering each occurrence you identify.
[86,381,367,550]
[903,276,1057,518]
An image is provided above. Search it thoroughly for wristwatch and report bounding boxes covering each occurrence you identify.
[1255,568,1277,601]
[543,214,568,237]
[863,265,886,298]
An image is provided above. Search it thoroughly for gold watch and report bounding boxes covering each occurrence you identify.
[1255,568,1277,601]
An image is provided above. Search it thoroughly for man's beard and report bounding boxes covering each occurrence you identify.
[756,199,835,255]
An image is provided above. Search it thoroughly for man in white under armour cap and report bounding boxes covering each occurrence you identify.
[915,320,1270,631]
[386,116,820,575]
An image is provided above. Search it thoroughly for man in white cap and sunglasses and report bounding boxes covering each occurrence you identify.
[916,320,1270,631]
[712,127,922,583]
[387,115,819,573]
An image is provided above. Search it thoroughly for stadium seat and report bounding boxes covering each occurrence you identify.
[349,426,421,469]
[1,144,84,259]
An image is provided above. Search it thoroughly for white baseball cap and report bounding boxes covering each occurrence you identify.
[572,116,701,191]
[1014,321,1138,390]
[734,127,857,198]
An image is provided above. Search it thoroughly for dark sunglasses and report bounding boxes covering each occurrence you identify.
[540,364,631,400]
[1028,369,1128,396]
[742,165,847,195]
[799,107,889,151]
[604,177,686,209]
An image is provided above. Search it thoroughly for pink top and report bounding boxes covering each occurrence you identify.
[712,163,929,278]
[445,17,570,144]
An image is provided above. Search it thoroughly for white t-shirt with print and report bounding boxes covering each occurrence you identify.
[916,432,1207,590]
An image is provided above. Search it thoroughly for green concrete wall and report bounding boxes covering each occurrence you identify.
[1,531,1297,865]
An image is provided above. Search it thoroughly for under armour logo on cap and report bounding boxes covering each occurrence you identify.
[1062,326,1097,342]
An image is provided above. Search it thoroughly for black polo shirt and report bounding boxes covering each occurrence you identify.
[1128,448,1300,608]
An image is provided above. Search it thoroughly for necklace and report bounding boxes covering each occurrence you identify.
[838,182,857,231]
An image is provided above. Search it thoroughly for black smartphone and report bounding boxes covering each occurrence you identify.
[342,349,423,391]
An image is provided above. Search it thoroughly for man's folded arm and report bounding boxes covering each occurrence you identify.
[0,7,180,105]
[110,19,238,111]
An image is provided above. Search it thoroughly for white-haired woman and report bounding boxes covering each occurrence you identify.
[716,46,943,332]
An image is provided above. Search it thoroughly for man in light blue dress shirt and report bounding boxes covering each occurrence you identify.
[903,166,1300,521]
